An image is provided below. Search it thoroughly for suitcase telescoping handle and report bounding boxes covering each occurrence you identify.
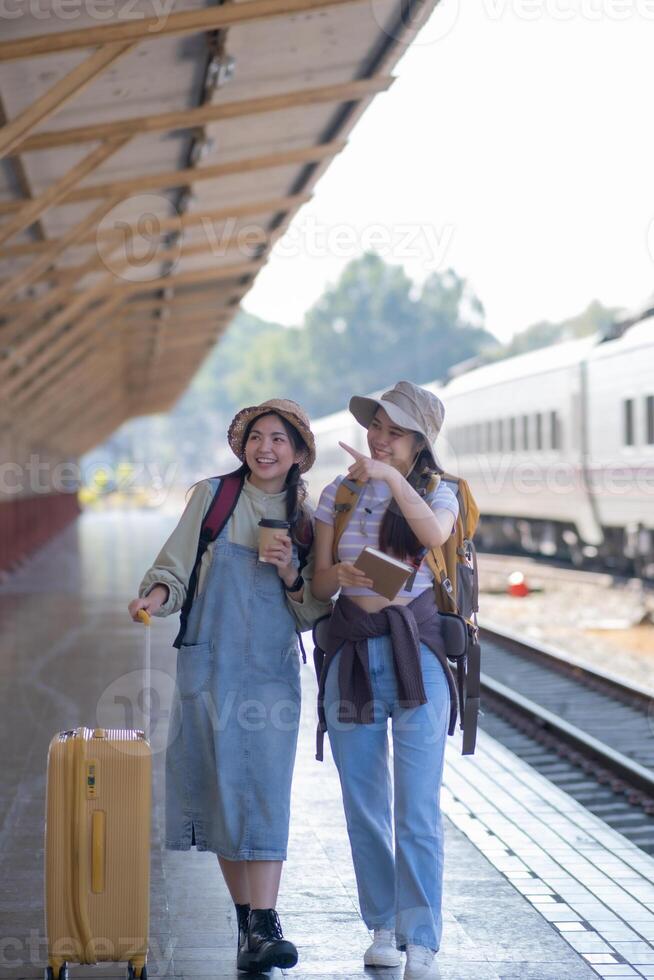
[72,733,96,963]
[136,609,151,739]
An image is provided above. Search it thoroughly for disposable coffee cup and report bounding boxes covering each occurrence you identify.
[258,519,291,563]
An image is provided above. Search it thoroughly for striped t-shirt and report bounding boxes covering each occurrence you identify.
[315,475,460,598]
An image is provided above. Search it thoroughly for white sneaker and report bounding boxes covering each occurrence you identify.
[363,928,402,967]
[404,944,438,979]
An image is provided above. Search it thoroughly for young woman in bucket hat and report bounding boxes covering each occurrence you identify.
[311,381,460,980]
[128,399,330,973]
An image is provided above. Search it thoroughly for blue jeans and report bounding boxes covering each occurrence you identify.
[324,634,450,952]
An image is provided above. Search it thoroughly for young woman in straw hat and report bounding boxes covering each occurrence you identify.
[311,381,460,980]
[128,399,330,973]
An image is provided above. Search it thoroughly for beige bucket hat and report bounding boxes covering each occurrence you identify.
[349,380,445,448]
[227,398,316,473]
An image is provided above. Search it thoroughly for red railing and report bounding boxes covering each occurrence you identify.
[0,492,80,574]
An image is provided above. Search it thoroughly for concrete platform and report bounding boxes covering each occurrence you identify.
[0,507,631,979]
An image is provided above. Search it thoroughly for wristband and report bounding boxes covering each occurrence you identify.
[283,572,304,593]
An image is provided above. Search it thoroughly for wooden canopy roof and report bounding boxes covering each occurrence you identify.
[0,0,439,459]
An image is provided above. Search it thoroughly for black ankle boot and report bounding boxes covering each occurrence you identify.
[236,907,298,972]
[235,903,250,955]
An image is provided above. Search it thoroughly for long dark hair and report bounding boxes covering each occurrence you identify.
[378,441,440,562]
[240,411,312,547]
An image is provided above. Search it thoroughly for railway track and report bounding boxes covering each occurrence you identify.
[478,622,654,852]
[480,548,654,591]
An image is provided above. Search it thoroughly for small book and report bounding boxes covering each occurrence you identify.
[353,546,415,601]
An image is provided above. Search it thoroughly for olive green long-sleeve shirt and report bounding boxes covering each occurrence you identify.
[138,476,331,631]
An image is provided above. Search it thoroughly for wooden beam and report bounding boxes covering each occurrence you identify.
[5,333,105,433]
[123,313,231,331]
[46,391,124,455]
[0,42,134,159]
[0,285,240,328]
[0,136,131,244]
[0,193,312,259]
[0,93,49,244]
[14,348,112,438]
[2,277,112,380]
[8,292,125,403]
[6,257,254,397]
[0,226,267,301]
[145,336,218,355]
[0,256,241,380]
[0,141,345,215]
[0,196,123,306]
[62,405,129,457]
[114,259,263,299]
[41,360,121,437]
[16,77,394,153]
[122,295,236,316]
[1,268,110,354]
[129,327,228,348]
[0,243,233,334]
[0,0,366,61]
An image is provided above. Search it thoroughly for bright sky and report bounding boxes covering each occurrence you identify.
[242,0,654,343]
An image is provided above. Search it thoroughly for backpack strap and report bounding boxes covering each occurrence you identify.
[423,472,481,754]
[332,478,366,563]
[461,628,480,755]
[173,470,244,649]
[425,548,458,614]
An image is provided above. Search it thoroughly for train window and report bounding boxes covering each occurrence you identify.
[535,413,543,450]
[509,417,516,452]
[496,419,504,452]
[550,411,560,450]
[485,420,492,452]
[522,415,529,451]
[624,398,635,446]
[476,423,482,454]
[647,396,654,445]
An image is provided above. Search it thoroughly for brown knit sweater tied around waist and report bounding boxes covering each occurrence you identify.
[315,589,458,761]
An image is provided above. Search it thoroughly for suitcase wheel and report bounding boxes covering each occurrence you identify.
[45,966,67,980]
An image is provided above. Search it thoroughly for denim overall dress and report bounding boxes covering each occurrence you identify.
[164,517,302,860]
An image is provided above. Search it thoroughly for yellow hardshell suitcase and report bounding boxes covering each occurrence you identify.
[44,614,152,980]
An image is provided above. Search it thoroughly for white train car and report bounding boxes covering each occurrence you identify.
[441,316,654,570]
[584,317,654,564]
[308,312,654,574]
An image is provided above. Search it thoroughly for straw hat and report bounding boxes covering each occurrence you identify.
[227,398,316,473]
[349,380,445,448]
